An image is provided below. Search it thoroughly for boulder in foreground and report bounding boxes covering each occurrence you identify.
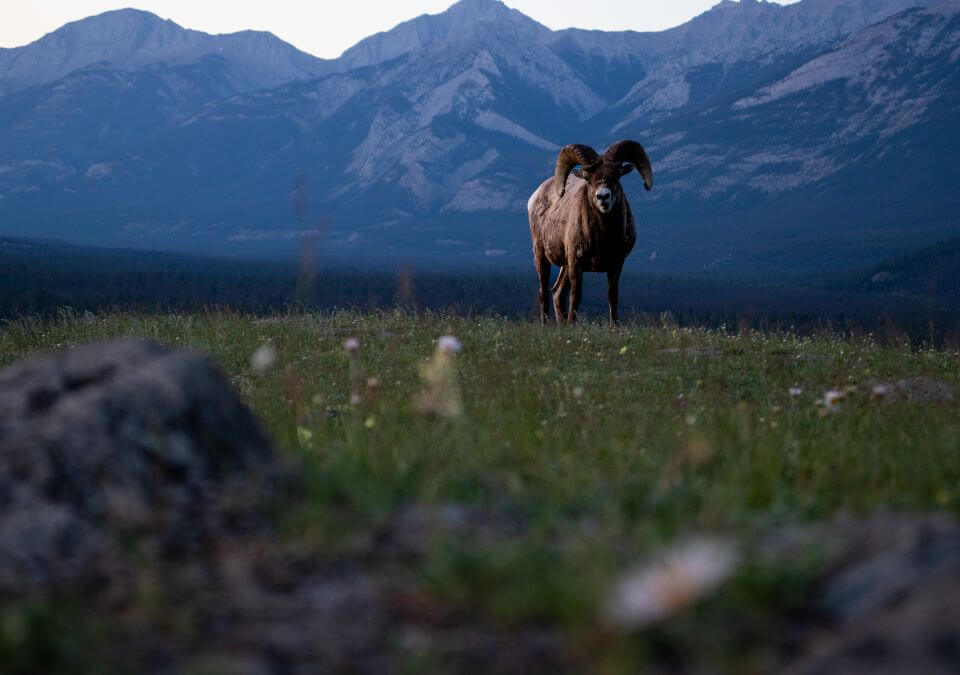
[0,339,275,591]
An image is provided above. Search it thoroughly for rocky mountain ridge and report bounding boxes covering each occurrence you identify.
[0,0,957,277]
[0,8,331,95]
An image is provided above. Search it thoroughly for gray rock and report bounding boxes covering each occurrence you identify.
[864,377,956,404]
[0,339,275,591]
[768,514,960,675]
[820,515,960,622]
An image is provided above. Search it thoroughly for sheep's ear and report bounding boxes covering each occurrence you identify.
[620,163,635,177]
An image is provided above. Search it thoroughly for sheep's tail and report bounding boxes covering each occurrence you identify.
[551,266,566,293]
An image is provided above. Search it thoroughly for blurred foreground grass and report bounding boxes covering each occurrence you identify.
[1,309,958,671]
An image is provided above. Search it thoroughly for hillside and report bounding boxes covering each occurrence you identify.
[0,0,958,277]
[828,237,960,306]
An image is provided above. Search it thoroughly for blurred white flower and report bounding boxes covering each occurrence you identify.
[872,384,891,398]
[604,538,739,630]
[250,344,278,374]
[416,336,463,418]
[818,389,846,414]
[572,386,585,398]
[438,335,463,355]
[344,338,362,404]
[789,387,803,398]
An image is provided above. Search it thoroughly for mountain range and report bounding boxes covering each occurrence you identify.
[0,0,958,278]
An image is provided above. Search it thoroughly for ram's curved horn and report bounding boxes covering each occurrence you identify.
[604,140,653,191]
[554,144,600,198]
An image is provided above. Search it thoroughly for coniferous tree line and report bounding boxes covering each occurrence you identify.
[2,237,959,345]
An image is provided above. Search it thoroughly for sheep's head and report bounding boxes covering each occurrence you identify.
[554,140,653,214]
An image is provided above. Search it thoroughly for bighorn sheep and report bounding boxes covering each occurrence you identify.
[527,140,653,324]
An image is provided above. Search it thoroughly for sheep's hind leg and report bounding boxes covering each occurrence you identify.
[535,254,551,325]
[552,267,570,325]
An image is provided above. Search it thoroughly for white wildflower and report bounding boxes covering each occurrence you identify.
[345,338,361,404]
[416,337,463,418]
[250,344,278,374]
[789,387,803,398]
[572,386,585,398]
[824,390,843,406]
[818,389,846,414]
[872,384,891,398]
[604,538,739,630]
[437,335,462,355]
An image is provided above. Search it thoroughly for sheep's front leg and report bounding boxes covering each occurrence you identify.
[552,267,570,325]
[535,254,552,324]
[607,261,624,325]
[567,267,584,324]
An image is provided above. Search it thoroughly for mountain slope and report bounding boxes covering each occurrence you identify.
[829,237,960,296]
[597,0,932,127]
[338,0,550,70]
[0,9,331,95]
[629,1,960,274]
[0,0,957,278]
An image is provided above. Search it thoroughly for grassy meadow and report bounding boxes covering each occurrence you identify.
[1,309,959,671]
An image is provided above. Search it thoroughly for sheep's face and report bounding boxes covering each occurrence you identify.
[581,162,634,214]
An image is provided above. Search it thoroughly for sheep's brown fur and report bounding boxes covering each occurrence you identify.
[528,140,653,324]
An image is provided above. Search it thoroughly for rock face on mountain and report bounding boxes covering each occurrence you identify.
[338,0,551,70]
[0,0,957,277]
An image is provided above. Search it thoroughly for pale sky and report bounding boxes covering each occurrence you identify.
[0,1,802,59]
